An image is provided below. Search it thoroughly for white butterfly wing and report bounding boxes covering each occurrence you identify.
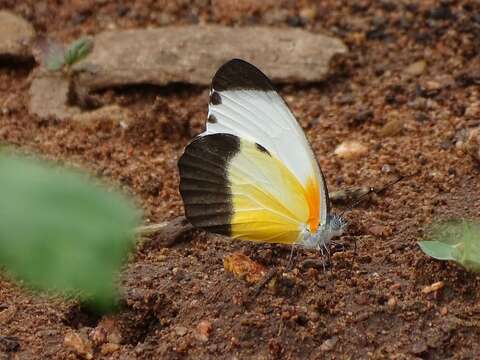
[202,59,329,227]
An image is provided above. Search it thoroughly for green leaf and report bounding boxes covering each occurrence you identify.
[0,154,140,312]
[418,241,457,261]
[64,37,94,67]
[418,220,480,272]
[458,222,480,272]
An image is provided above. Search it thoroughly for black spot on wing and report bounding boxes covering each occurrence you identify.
[178,134,241,237]
[255,143,271,156]
[207,114,217,123]
[210,91,222,105]
[212,59,275,92]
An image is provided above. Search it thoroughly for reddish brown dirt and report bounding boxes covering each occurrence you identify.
[1,1,480,359]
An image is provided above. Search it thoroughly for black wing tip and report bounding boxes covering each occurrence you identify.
[212,58,274,92]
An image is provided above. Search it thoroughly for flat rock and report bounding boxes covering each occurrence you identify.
[0,11,35,59]
[74,25,347,91]
[29,73,80,120]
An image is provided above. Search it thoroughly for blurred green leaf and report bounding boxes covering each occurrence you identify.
[0,154,140,312]
[418,241,457,261]
[418,220,480,272]
[64,37,94,67]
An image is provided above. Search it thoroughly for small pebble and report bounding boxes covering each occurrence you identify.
[368,225,390,237]
[101,343,120,355]
[419,80,442,96]
[175,326,188,337]
[405,60,427,76]
[387,297,397,309]
[334,141,368,159]
[381,164,392,173]
[380,118,404,137]
[320,337,338,352]
[390,283,401,291]
[195,320,213,342]
[422,281,445,294]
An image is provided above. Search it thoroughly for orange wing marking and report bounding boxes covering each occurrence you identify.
[305,177,320,232]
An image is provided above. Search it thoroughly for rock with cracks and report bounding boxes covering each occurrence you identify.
[74,25,347,91]
[30,26,346,122]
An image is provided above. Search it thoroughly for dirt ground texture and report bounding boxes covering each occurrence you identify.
[1,0,480,359]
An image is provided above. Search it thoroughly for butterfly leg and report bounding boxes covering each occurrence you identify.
[317,245,327,272]
[331,240,346,252]
[286,244,297,270]
[323,243,333,275]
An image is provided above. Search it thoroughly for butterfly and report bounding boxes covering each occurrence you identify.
[178,59,347,251]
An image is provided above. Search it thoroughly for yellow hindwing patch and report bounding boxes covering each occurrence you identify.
[228,140,318,244]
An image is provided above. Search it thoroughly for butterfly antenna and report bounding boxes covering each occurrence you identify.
[342,172,418,269]
[339,174,410,217]
[325,244,333,276]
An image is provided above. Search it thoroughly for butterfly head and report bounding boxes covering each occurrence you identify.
[327,213,348,238]
[300,213,347,249]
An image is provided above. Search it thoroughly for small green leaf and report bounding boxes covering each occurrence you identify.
[46,56,65,71]
[64,37,94,67]
[418,241,457,261]
[0,154,140,312]
[418,220,480,272]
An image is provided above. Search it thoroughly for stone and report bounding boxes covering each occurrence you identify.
[404,60,426,76]
[320,337,338,352]
[387,296,397,309]
[0,11,35,59]
[223,252,267,284]
[380,116,404,137]
[100,343,120,355]
[29,73,81,120]
[195,320,213,342]
[74,25,347,91]
[174,326,189,337]
[368,225,391,237]
[334,141,368,159]
[421,281,445,294]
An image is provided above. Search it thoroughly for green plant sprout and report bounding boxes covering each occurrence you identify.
[33,36,94,74]
[0,153,140,312]
[418,220,480,272]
